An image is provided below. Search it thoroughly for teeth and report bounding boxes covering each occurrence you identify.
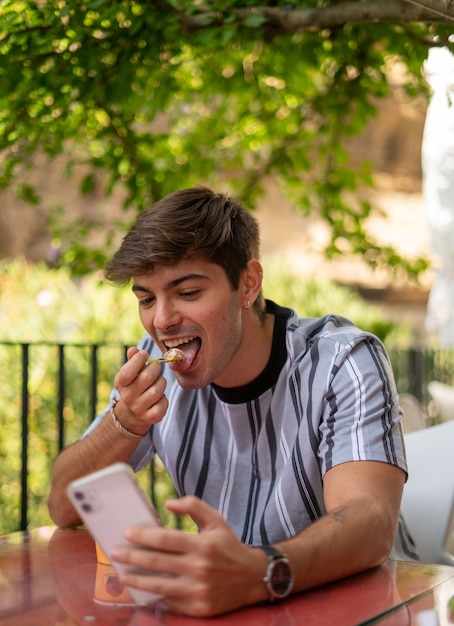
[164,337,196,348]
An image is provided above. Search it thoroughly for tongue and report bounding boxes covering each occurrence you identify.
[170,339,200,371]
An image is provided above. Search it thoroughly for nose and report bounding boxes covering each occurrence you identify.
[152,298,181,331]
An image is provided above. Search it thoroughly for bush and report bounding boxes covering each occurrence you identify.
[262,257,410,344]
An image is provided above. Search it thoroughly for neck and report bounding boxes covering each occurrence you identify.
[214,311,275,389]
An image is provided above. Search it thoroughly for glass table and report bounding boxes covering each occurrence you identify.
[1,526,453,625]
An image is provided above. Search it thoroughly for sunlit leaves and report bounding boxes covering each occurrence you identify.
[0,0,446,277]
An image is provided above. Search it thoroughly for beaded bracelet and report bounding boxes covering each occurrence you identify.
[110,401,146,441]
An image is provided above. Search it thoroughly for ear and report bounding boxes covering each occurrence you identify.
[240,259,263,308]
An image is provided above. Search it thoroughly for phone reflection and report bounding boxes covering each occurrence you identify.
[94,561,135,606]
[94,540,135,606]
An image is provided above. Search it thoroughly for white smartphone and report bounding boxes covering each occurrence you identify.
[66,462,164,605]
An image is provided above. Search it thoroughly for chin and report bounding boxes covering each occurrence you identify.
[175,372,209,391]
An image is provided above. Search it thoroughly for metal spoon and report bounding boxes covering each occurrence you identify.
[146,355,184,363]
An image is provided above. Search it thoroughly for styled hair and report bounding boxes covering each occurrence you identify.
[105,187,265,314]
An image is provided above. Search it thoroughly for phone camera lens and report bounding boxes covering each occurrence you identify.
[74,491,85,500]
[81,502,92,513]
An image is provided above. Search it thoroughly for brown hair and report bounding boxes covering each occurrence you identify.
[105,187,265,315]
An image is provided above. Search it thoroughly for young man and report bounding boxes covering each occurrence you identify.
[48,187,414,618]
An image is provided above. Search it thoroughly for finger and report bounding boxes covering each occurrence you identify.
[165,496,225,530]
[114,349,153,387]
[122,526,194,557]
[128,573,215,618]
[141,395,169,425]
[125,373,167,418]
[126,346,140,360]
[118,567,194,606]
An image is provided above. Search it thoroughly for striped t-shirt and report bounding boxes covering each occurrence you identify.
[87,301,410,550]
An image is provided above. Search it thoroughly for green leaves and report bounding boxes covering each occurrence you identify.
[0,1,445,279]
[242,12,268,28]
[14,183,40,205]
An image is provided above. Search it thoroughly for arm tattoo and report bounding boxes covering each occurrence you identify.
[331,506,349,524]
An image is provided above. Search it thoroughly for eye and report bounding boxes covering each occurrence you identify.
[138,296,155,308]
[180,289,200,299]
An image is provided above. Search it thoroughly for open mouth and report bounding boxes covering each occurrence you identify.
[163,337,201,370]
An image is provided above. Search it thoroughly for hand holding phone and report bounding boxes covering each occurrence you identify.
[66,462,164,605]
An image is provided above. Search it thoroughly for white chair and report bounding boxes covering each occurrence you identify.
[427,381,454,422]
[399,393,427,433]
[400,421,454,565]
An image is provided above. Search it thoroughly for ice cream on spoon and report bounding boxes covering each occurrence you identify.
[146,347,185,364]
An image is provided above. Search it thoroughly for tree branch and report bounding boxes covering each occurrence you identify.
[180,0,454,34]
[401,0,454,20]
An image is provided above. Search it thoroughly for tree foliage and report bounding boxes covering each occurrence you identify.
[0,1,453,276]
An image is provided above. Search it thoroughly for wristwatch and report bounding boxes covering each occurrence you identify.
[258,545,294,601]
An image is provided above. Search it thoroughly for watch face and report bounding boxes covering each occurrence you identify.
[270,559,293,597]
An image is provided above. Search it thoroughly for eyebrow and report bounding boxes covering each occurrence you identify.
[132,273,210,294]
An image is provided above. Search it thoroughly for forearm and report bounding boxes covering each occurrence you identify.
[277,496,396,594]
[47,411,144,528]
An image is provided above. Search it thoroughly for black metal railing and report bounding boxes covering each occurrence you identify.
[1,340,453,534]
[17,342,130,531]
[1,341,129,533]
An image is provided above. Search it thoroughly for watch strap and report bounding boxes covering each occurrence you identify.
[259,545,283,560]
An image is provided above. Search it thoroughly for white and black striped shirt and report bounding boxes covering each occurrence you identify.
[86,301,415,556]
